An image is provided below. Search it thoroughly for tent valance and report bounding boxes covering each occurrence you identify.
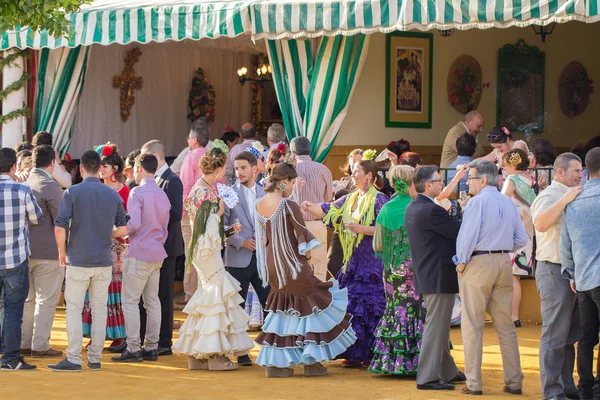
[1,0,599,50]
[1,0,252,50]
[250,0,599,39]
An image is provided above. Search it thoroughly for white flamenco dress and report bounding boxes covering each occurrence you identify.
[173,211,254,360]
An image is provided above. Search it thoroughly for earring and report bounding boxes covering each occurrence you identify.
[277,182,287,192]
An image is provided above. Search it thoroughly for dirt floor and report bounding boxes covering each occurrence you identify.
[4,308,593,400]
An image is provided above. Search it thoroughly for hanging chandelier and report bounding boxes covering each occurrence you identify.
[237,60,273,88]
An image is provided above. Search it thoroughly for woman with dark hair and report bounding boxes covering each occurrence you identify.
[82,143,129,351]
[303,152,388,368]
[484,126,529,164]
[399,152,423,168]
[501,148,537,328]
[254,162,356,378]
[221,130,242,150]
[332,149,363,195]
[174,141,253,371]
[529,138,557,191]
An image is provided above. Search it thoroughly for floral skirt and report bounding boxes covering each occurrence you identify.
[82,240,127,340]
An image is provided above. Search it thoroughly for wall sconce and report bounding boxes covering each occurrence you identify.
[237,63,272,88]
[532,23,556,42]
[439,29,454,38]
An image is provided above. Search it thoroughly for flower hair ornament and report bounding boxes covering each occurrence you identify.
[94,142,114,157]
[276,182,287,192]
[211,139,229,155]
[394,179,409,195]
[224,124,234,132]
[501,127,510,136]
[247,146,262,160]
[508,151,522,166]
[276,143,287,153]
[63,153,72,163]
[362,149,378,161]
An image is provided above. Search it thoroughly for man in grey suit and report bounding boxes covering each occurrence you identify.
[21,145,65,358]
[224,150,270,366]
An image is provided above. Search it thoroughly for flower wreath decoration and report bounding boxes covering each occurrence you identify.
[362,149,378,161]
[188,67,216,122]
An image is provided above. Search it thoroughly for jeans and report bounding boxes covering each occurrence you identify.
[577,286,600,399]
[0,260,30,363]
[226,254,270,310]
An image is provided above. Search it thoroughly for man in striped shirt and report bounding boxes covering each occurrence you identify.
[0,147,42,371]
[290,137,333,281]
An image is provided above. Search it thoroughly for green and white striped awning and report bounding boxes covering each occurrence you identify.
[1,0,253,50]
[250,0,600,39]
[2,0,599,50]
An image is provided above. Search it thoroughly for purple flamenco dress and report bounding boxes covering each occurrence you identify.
[321,191,388,363]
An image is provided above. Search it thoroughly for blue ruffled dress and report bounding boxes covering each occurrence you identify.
[255,199,356,368]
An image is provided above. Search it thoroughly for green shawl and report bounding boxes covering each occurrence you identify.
[373,194,412,266]
[323,185,379,271]
[187,199,224,271]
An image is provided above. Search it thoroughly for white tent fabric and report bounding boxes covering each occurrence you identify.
[69,38,257,157]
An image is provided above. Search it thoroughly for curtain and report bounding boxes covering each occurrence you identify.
[35,46,90,156]
[70,39,255,157]
[266,34,369,162]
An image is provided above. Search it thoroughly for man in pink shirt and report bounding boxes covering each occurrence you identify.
[178,124,209,303]
[112,153,171,363]
[290,137,333,281]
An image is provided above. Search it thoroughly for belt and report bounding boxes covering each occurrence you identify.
[471,250,510,257]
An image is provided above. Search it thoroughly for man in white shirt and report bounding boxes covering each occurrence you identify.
[531,152,583,400]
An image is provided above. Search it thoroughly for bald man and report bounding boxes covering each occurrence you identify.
[440,111,485,168]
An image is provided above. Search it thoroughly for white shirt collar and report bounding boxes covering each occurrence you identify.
[461,121,471,135]
[155,163,169,182]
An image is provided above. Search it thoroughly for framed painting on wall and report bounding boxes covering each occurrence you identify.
[385,32,433,129]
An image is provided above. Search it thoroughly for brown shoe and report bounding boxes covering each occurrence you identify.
[265,366,294,378]
[207,355,239,371]
[304,363,328,377]
[20,348,31,356]
[462,386,483,395]
[503,386,522,395]
[31,348,63,358]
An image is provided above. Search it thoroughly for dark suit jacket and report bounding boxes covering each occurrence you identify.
[157,167,184,258]
[405,194,461,295]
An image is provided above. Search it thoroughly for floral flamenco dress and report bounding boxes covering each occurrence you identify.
[254,198,356,373]
[82,184,129,343]
[368,190,425,375]
[321,186,388,364]
[173,183,254,367]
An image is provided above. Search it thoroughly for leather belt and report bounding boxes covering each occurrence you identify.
[471,250,510,257]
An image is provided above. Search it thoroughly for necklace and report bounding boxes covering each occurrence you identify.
[200,177,217,196]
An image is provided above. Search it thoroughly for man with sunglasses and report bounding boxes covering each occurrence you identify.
[454,160,528,395]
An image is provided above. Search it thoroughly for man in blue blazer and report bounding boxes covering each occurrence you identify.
[405,165,464,391]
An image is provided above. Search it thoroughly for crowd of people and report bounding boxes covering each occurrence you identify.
[0,115,599,400]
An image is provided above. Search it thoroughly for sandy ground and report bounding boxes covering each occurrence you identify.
[4,308,595,400]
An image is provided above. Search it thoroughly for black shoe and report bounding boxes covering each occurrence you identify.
[503,386,523,395]
[47,358,82,372]
[142,349,158,361]
[448,371,467,383]
[87,361,101,371]
[564,389,580,399]
[157,347,173,356]
[106,342,127,354]
[237,354,252,366]
[513,320,522,328]
[1,357,37,371]
[111,350,143,363]
[417,380,455,390]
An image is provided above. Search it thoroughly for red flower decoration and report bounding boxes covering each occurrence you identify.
[276,143,287,153]
[101,146,113,157]
[63,153,72,163]
[225,124,234,132]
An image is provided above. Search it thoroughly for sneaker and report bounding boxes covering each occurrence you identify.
[1,357,37,371]
[142,349,158,361]
[111,350,143,363]
[47,358,82,372]
[31,348,63,358]
[87,361,101,371]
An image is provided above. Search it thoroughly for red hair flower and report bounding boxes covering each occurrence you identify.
[225,124,234,132]
[501,127,510,136]
[63,153,72,163]
[101,146,114,157]
[276,143,287,153]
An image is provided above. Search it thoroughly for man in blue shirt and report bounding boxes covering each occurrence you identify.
[560,147,600,400]
[48,150,128,372]
[454,160,528,396]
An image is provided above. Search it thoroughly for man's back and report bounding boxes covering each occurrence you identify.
[180,148,207,199]
[562,179,600,291]
[55,177,127,267]
[295,155,332,221]
[26,169,63,260]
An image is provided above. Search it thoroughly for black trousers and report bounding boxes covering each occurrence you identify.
[140,256,176,348]
[577,286,600,399]
[226,254,270,310]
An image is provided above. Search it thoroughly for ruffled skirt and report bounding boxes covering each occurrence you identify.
[173,267,254,359]
[255,279,357,368]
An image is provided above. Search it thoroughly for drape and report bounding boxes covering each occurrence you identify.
[266,34,369,162]
[70,39,256,157]
[35,46,90,156]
